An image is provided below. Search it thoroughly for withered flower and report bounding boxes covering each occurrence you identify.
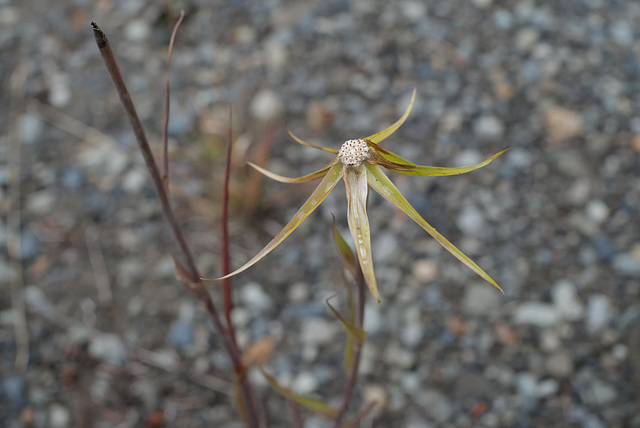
[206,90,506,302]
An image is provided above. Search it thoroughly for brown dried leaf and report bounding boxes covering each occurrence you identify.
[242,337,275,368]
[172,255,206,296]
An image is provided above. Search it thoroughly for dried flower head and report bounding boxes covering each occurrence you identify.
[338,139,371,166]
[204,89,507,302]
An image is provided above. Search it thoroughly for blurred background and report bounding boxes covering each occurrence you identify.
[1,0,639,427]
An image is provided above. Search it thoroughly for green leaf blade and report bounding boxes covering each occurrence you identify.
[287,124,339,154]
[204,163,344,282]
[260,368,338,419]
[365,164,503,293]
[331,215,357,277]
[344,165,380,302]
[326,296,368,345]
[247,161,334,183]
[387,149,509,176]
[367,141,416,165]
[365,89,416,144]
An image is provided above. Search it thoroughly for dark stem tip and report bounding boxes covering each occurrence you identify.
[91,21,107,48]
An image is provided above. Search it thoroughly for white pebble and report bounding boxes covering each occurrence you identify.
[250,89,283,122]
[241,282,273,312]
[291,372,318,395]
[513,302,560,327]
[586,295,612,332]
[551,280,584,321]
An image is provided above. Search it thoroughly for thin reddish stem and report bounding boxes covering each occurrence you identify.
[91,21,259,428]
[222,107,237,345]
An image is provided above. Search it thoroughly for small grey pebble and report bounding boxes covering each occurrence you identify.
[463,286,502,317]
[545,351,575,378]
[168,320,194,350]
[473,115,505,141]
[1,375,27,408]
[89,333,127,365]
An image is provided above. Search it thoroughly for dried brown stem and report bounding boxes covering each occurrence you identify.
[161,10,185,194]
[8,62,29,372]
[222,107,237,345]
[91,21,260,428]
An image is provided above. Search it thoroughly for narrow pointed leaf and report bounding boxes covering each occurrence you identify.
[367,141,415,165]
[260,368,338,419]
[326,294,367,375]
[287,124,338,154]
[344,165,380,302]
[366,164,503,293]
[331,215,357,277]
[247,161,334,183]
[326,296,367,344]
[203,163,343,282]
[378,149,509,176]
[365,88,416,144]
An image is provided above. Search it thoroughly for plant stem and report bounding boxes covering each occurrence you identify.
[161,10,184,194]
[222,107,237,346]
[332,262,367,427]
[91,22,259,428]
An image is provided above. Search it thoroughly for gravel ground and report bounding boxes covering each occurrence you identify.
[2,0,640,427]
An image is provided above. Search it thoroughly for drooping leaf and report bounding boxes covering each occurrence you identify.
[331,214,357,277]
[247,161,334,183]
[326,294,367,375]
[372,148,509,177]
[344,165,380,302]
[203,163,344,282]
[365,164,503,293]
[260,367,338,419]
[365,89,416,144]
[326,296,367,344]
[287,124,338,154]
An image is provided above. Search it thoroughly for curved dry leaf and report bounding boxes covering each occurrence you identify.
[260,368,338,419]
[366,164,503,293]
[344,165,379,303]
[365,89,416,144]
[242,337,275,368]
[203,163,344,282]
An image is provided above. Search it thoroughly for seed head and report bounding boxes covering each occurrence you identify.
[338,139,371,166]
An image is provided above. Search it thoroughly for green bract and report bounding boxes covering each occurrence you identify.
[204,89,507,302]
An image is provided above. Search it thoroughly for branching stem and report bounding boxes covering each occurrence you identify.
[91,21,259,428]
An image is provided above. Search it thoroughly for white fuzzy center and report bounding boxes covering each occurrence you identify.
[338,139,370,166]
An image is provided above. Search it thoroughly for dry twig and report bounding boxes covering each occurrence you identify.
[7,61,29,372]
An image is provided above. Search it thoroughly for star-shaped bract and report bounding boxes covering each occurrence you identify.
[205,90,507,302]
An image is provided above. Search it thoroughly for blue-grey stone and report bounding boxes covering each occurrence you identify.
[89,334,127,365]
[20,230,40,260]
[592,235,614,261]
[493,9,513,30]
[61,167,84,190]
[1,375,27,408]
[612,253,640,277]
[169,320,194,350]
